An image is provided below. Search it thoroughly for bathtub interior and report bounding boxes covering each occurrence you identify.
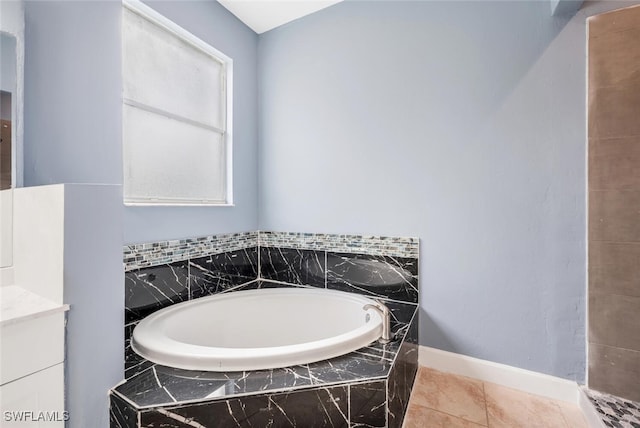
[129,287,390,372]
[147,289,384,348]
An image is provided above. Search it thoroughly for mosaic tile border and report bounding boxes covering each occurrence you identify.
[586,388,640,428]
[123,231,258,271]
[259,231,419,258]
[124,231,419,271]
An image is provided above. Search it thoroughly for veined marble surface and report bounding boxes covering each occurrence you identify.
[0,285,69,326]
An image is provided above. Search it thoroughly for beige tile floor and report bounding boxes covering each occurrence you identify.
[403,367,589,428]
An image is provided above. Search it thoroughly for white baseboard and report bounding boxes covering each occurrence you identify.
[418,346,579,404]
[578,387,607,428]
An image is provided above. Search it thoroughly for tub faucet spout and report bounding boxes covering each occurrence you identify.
[363,302,392,344]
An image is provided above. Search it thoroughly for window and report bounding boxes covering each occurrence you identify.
[122,0,232,205]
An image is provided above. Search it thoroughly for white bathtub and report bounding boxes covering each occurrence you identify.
[131,288,384,372]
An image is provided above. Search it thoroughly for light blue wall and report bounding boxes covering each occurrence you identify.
[24,1,122,187]
[257,0,636,381]
[23,0,259,245]
[63,184,122,428]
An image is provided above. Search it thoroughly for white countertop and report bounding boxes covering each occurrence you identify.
[1,285,69,327]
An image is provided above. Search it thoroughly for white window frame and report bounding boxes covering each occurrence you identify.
[122,0,233,206]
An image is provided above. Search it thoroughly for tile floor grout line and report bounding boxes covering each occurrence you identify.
[555,401,570,428]
[483,382,491,428]
[407,401,489,427]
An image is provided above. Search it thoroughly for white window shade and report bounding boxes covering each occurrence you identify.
[123,105,226,203]
[122,0,232,205]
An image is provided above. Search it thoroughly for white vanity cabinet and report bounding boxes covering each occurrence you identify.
[1,286,69,427]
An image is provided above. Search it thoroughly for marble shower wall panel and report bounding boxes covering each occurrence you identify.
[138,385,349,428]
[124,261,189,325]
[326,253,419,303]
[259,247,326,287]
[189,247,259,298]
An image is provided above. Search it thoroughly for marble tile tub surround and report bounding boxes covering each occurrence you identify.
[119,230,420,424]
[111,296,418,427]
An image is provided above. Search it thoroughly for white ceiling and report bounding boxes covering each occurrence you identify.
[217,0,344,34]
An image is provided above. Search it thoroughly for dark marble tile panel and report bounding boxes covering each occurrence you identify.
[125,322,153,380]
[116,366,179,409]
[350,381,386,428]
[158,364,317,406]
[110,392,138,428]
[228,365,316,394]
[115,349,395,411]
[387,317,419,428]
[227,279,304,292]
[306,352,393,385]
[269,386,348,427]
[326,253,418,303]
[260,247,326,287]
[125,261,189,324]
[115,363,317,409]
[386,301,418,335]
[189,247,258,298]
[351,343,398,362]
[139,385,349,428]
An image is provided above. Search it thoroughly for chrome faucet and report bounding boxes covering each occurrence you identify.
[363,301,392,344]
